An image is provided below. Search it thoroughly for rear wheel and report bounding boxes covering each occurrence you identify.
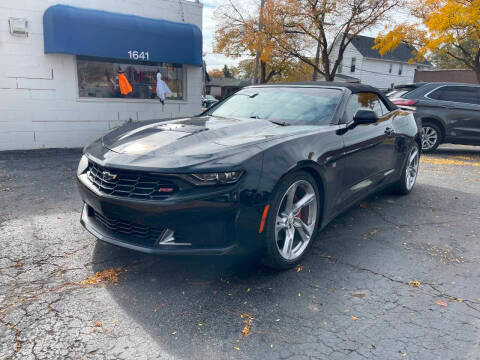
[263,171,320,270]
[421,122,441,152]
[392,143,420,195]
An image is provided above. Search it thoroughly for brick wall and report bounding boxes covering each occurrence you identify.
[414,69,478,84]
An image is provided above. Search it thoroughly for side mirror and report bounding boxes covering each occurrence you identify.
[353,110,378,125]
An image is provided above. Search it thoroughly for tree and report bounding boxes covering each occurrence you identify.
[374,0,480,82]
[267,0,402,81]
[231,57,313,82]
[431,43,472,70]
[223,64,233,78]
[214,0,293,83]
[208,68,224,78]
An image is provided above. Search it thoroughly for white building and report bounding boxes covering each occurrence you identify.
[329,35,432,89]
[0,0,203,151]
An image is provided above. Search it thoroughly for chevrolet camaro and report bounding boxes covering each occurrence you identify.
[77,82,421,269]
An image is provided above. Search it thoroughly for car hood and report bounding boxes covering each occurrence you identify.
[86,116,326,171]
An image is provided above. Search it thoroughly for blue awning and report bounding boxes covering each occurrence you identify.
[43,5,202,66]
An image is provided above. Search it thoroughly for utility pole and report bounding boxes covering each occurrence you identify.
[253,0,265,84]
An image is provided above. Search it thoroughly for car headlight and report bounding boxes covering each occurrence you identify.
[190,171,244,185]
[77,155,89,176]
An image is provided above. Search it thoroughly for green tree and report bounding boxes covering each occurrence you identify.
[223,64,233,78]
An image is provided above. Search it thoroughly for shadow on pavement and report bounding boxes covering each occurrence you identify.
[91,183,480,360]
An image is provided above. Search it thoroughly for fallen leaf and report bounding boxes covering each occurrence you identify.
[94,321,102,327]
[456,298,463,303]
[240,313,254,338]
[81,268,123,286]
[234,347,240,351]
[408,280,420,288]
[351,293,365,299]
[436,300,448,307]
[247,288,251,292]
[351,316,359,321]
[171,331,177,335]
[370,229,378,236]
[298,292,302,297]
[296,265,304,272]
[270,344,273,349]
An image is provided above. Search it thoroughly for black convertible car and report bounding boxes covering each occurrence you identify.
[77,82,421,269]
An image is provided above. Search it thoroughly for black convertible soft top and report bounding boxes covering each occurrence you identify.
[257,81,398,111]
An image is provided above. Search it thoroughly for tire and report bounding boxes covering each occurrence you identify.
[263,171,321,270]
[391,142,420,195]
[421,122,442,153]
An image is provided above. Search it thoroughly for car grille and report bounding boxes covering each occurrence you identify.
[89,207,232,248]
[93,210,163,245]
[87,162,178,200]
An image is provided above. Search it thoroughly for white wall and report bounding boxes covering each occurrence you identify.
[357,58,418,89]
[0,0,203,150]
[332,41,425,89]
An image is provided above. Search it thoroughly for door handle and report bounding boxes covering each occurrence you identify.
[385,128,395,136]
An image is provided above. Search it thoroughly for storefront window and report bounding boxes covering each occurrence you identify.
[76,56,183,100]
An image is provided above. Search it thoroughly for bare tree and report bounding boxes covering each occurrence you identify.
[273,0,403,81]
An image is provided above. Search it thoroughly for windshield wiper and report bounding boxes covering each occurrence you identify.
[250,116,290,126]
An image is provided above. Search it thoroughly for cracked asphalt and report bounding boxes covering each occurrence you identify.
[0,144,479,360]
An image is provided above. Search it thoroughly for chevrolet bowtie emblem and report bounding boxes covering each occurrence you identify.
[102,171,117,181]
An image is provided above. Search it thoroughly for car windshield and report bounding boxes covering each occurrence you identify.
[206,87,343,125]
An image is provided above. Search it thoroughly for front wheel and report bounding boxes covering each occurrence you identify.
[263,171,320,270]
[392,143,420,195]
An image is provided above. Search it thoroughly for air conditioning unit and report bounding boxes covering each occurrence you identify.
[9,18,28,37]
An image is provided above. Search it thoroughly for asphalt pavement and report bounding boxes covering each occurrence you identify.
[0,145,479,360]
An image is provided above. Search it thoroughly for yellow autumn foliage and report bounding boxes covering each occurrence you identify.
[375,0,480,76]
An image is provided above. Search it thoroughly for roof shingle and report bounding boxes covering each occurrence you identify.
[349,35,431,65]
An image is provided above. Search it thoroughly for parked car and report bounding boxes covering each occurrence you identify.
[386,83,425,99]
[77,82,421,270]
[389,82,480,152]
[202,94,219,109]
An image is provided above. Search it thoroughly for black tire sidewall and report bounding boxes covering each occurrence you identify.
[263,170,321,270]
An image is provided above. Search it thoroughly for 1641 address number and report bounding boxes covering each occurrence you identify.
[128,51,149,61]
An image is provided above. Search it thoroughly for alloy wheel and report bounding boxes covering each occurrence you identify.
[421,126,438,151]
[406,146,419,191]
[275,180,317,261]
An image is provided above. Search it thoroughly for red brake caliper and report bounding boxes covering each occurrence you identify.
[294,195,309,221]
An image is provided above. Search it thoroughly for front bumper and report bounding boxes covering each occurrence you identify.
[77,174,262,255]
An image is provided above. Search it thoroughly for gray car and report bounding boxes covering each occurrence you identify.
[390,82,480,152]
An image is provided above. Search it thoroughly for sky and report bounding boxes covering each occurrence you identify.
[201,0,247,71]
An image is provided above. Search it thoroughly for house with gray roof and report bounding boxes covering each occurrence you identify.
[327,35,433,90]
[206,77,251,99]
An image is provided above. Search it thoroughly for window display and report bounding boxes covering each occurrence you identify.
[76,56,183,100]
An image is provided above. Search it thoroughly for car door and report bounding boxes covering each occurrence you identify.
[426,85,480,145]
[338,92,397,207]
